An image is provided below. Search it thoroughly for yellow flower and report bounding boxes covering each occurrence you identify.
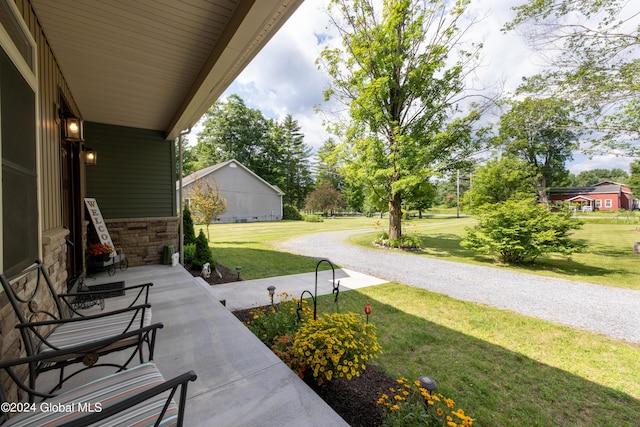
[436,408,444,417]
[445,398,455,409]
[390,405,400,412]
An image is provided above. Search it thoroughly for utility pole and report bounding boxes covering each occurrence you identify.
[456,170,460,218]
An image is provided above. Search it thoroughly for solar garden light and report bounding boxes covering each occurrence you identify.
[235,266,242,281]
[267,285,276,307]
[417,376,437,394]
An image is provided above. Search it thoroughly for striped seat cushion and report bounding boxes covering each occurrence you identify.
[5,362,179,427]
[39,308,152,358]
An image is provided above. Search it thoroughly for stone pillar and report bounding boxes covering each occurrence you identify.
[105,217,179,266]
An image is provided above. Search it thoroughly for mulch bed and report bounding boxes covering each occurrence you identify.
[230,307,397,427]
[191,265,397,426]
[188,263,240,285]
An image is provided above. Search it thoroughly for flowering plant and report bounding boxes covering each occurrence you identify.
[87,242,113,256]
[377,378,473,427]
[271,333,306,378]
[293,312,381,385]
[246,292,311,346]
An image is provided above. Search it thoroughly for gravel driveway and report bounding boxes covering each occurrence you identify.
[277,229,640,344]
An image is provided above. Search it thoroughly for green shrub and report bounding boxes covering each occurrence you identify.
[283,204,303,220]
[461,197,586,264]
[246,294,311,346]
[375,233,422,250]
[303,214,324,222]
[293,312,381,385]
[182,204,196,245]
[192,230,214,268]
[183,243,196,264]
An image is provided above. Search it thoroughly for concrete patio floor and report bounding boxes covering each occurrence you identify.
[76,264,370,426]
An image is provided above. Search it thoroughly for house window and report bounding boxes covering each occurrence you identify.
[0,3,38,276]
[604,199,612,208]
[0,0,35,73]
[595,200,602,209]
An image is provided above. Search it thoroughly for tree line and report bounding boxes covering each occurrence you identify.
[180,94,313,211]
[179,0,640,235]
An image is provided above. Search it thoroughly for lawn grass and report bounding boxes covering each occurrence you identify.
[348,217,640,289]
[201,217,378,279]
[314,284,640,426]
[208,217,640,425]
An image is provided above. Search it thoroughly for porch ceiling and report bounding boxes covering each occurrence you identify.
[30,0,303,140]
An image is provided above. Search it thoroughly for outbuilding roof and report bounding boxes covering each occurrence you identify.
[550,181,631,196]
[178,159,285,196]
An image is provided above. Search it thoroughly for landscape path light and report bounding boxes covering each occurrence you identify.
[267,285,276,307]
[417,375,437,394]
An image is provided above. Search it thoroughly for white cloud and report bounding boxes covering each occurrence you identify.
[187,0,634,173]
[569,153,635,174]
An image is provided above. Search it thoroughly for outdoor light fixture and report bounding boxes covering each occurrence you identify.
[84,147,97,166]
[63,117,84,141]
[417,376,437,393]
[235,266,242,281]
[267,285,276,306]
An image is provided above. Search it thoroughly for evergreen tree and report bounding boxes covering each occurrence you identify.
[192,230,214,269]
[182,204,196,245]
[279,115,313,209]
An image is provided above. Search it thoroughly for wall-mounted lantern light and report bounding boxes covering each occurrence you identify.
[84,147,97,166]
[63,117,84,141]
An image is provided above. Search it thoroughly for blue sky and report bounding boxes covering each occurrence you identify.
[189,0,636,175]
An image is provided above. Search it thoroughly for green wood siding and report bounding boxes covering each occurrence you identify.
[85,122,175,218]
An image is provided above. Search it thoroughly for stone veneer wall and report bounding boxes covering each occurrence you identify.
[0,227,69,402]
[105,217,178,266]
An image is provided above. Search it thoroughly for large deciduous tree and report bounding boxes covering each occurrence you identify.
[570,168,629,187]
[505,0,640,156]
[496,97,579,204]
[194,94,269,171]
[319,0,484,240]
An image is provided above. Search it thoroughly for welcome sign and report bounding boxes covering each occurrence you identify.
[84,198,116,255]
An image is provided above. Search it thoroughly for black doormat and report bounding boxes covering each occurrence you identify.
[87,281,125,298]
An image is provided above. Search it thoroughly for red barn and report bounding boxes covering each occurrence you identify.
[550,181,634,212]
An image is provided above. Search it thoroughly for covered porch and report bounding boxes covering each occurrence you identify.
[71,264,348,426]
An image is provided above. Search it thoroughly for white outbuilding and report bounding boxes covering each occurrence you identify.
[178,159,284,223]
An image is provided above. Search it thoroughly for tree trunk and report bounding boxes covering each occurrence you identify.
[388,191,402,240]
[536,175,549,205]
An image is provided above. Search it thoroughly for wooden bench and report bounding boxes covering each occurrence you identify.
[0,332,197,427]
[0,260,162,398]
